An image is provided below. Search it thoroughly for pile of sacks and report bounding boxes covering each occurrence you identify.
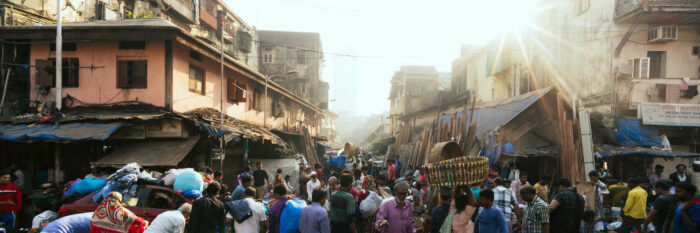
[63,163,215,203]
[163,168,208,199]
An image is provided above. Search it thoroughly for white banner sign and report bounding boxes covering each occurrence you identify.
[640,103,700,127]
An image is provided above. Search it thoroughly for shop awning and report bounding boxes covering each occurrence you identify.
[596,145,700,158]
[93,136,200,167]
[0,123,123,142]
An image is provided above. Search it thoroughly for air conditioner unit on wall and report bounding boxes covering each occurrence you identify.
[648,26,677,43]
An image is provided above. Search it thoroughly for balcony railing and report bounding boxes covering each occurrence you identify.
[615,0,700,18]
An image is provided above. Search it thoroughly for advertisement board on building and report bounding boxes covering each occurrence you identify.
[111,124,146,139]
[640,103,700,127]
[145,119,184,138]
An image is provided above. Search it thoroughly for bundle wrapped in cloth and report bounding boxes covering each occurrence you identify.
[93,163,140,203]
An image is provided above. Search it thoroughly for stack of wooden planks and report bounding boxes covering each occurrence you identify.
[388,97,480,171]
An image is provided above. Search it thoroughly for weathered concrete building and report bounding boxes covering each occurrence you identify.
[0,0,325,186]
[257,30,329,109]
[531,0,700,178]
[450,37,551,104]
[388,66,440,135]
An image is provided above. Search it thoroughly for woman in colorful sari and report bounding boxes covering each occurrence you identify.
[91,192,148,233]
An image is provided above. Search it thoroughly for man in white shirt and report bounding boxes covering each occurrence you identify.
[144,203,191,233]
[306,172,321,202]
[29,200,57,233]
[10,163,31,194]
[230,188,267,233]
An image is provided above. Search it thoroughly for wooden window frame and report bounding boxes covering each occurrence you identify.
[117,59,148,89]
[35,58,80,87]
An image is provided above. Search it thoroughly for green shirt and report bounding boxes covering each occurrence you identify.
[330,189,355,223]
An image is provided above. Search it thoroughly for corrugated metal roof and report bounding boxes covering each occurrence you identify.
[184,108,288,149]
[93,136,200,167]
[441,87,554,136]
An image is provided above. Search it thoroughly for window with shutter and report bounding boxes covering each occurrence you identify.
[227,79,236,102]
[189,65,205,95]
[133,60,147,88]
[35,59,53,86]
[41,58,80,87]
[639,57,650,79]
[238,83,247,103]
[666,84,681,103]
[117,60,147,89]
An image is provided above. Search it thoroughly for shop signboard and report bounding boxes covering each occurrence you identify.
[111,123,146,139]
[640,103,700,127]
[145,119,183,138]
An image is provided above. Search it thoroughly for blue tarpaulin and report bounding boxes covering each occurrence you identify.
[596,145,700,158]
[614,118,662,147]
[0,122,123,142]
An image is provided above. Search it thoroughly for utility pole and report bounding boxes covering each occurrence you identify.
[56,0,62,111]
[219,12,225,170]
[54,0,63,185]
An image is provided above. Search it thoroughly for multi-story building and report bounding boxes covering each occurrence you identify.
[531,0,700,177]
[388,65,439,135]
[0,0,324,185]
[450,37,550,104]
[257,30,329,109]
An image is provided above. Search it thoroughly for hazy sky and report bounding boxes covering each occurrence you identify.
[226,0,540,116]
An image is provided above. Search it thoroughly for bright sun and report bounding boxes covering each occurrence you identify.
[496,0,543,33]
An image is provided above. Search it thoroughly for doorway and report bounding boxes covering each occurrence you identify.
[647,51,666,79]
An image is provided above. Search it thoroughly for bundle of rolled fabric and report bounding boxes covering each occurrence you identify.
[93,163,140,203]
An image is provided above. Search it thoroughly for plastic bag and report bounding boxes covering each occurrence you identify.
[174,170,204,192]
[138,170,159,184]
[67,178,106,196]
[183,189,202,199]
[329,155,347,169]
[360,191,382,217]
[163,168,193,186]
[279,198,307,233]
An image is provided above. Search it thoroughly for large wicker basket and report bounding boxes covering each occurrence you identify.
[423,156,489,188]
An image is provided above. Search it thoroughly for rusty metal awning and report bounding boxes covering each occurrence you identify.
[93,136,200,167]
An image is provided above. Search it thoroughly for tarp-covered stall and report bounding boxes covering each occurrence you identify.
[93,136,200,167]
[0,123,123,142]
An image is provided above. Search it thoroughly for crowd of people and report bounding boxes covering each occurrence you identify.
[2,158,700,233]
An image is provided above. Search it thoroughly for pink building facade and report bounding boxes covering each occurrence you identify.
[12,18,322,137]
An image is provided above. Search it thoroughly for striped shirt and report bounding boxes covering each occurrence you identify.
[493,186,518,221]
[522,196,550,233]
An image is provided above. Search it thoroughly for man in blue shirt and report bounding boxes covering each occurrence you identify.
[431,188,452,233]
[671,182,700,233]
[475,189,508,233]
[300,188,330,233]
[232,176,253,201]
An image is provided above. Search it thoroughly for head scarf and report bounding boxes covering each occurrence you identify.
[91,192,147,233]
[363,175,377,192]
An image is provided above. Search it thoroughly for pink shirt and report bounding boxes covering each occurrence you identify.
[451,200,476,233]
[375,199,413,233]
